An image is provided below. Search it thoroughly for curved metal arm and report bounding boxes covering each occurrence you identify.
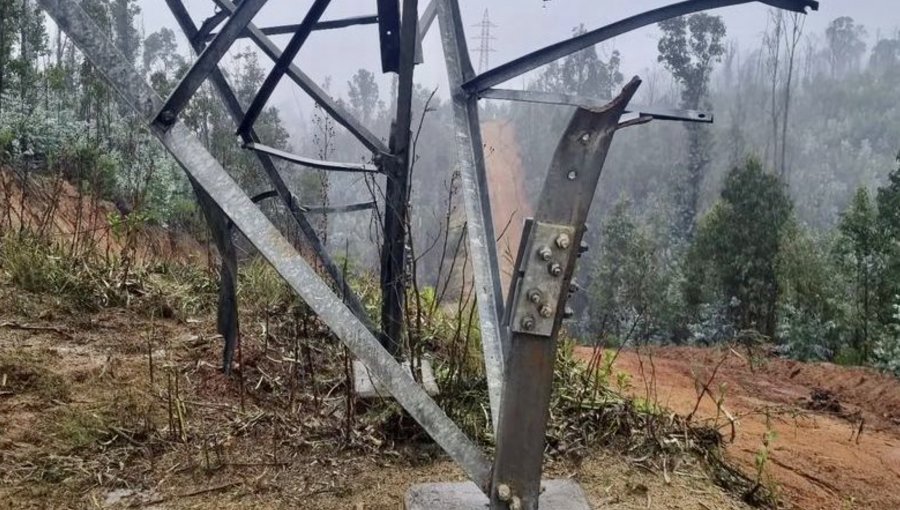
[461,0,818,94]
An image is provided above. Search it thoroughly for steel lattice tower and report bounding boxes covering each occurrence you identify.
[472,9,496,73]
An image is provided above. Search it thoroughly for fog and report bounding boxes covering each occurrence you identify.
[137,1,897,137]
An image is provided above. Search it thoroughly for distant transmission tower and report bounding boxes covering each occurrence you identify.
[471,9,497,73]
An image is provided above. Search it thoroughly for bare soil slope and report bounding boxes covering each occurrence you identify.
[0,294,755,509]
[1,170,204,264]
[482,120,533,292]
[576,346,900,509]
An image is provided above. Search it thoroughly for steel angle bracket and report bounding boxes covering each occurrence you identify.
[490,77,645,510]
[508,221,576,337]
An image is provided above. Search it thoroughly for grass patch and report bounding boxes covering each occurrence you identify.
[0,351,70,402]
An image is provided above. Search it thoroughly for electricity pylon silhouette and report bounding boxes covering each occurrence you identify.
[471,9,497,73]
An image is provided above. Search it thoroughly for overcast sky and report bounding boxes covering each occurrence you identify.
[134,1,897,139]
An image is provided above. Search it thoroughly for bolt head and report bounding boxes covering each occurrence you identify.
[539,304,553,318]
[567,170,578,181]
[159,110,176,125]
[511,496,523,510]
[497,484,512,502]
[580,132,591,143]
[549,263,562,277]
[520,316,535,331]
[538,246,553,261]
[556,233,571,249]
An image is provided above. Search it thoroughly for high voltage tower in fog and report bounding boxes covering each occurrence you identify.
[472,9,497,73]
[36,0,819,508]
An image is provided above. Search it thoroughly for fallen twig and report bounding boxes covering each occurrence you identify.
[132,481,240,507]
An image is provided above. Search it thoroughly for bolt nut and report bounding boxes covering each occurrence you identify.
[549,263,563,277]
[567,170,578,181]
[580,132,591,143]
[539,304,553,318]
[527,289,543,304]
[497,484,512,502]
[538,246,553,261]
[520,315,536,331]
[556,233,571,249]
[159,110,176,125]
[510,496,523,510]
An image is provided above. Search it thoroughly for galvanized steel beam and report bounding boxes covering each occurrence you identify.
[414,0,438,63]
[153,0,268,128]
[480,88,714,123]
[247,190,377,215]
[165,0,376,334]
[214,0,389,156]
[39,0,491,490]
[237,0,332,136]
[205,14,379,40]
[461,0,819,94]
[243,142,380,173]
[437,0,506,431]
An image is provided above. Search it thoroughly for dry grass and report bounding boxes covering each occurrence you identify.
[0,228,762,509]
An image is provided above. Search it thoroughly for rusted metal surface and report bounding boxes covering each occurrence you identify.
[490,78,644,510]
[379,0,420,356]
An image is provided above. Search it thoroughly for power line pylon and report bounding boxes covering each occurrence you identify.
[471,9,496,73]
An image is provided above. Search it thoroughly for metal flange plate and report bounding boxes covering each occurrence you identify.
[509,221,576,337]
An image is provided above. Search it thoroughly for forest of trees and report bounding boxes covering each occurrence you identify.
[1,2,898,374]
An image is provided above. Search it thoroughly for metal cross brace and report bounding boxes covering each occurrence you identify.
[37,0,492,489]
[164,0,376,338]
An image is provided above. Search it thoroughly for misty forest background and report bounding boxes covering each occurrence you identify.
[1,1,900,375]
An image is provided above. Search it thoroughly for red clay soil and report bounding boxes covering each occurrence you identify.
[482,120,534,293]
[575,345,900,509]
[0,169,204,264]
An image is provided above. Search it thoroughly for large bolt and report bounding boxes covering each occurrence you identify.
[538,246,553,261]
[497,484,512,502]
[539,304,553,318]
[520,315,536,331]
[527,289,543,304]
[158,110,176,125]
[549,263,563,277]
[556,233,571,249]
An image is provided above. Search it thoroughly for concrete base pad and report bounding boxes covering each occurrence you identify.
[352,359,439,399]
[405,479,592,509]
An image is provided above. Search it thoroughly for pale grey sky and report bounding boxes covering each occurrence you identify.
[134,1,898,139]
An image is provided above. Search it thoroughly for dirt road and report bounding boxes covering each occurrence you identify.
[575,346,900,509]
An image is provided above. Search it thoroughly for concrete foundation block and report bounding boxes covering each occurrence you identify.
[405,479,592,509]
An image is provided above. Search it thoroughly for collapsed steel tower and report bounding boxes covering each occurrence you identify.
[36,0,818,508]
